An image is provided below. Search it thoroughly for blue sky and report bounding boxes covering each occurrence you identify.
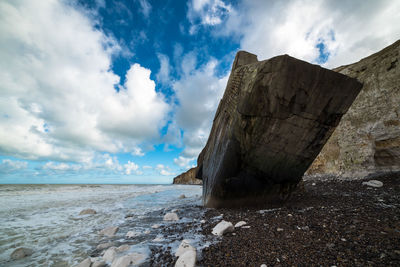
[0,0,399,184]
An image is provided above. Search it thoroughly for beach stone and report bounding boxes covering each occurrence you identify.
[143,230,151,234]
[10,247,33,260]
[175,240,196,257]
[152,236,164,242]
[103,247,117,262]
[362,180,383,188]
[116,244,130,252]
[175,250,196,267]
[151,224,160,229]
[111,253,145,267]
[200,219,206,224]
[234,221,247,228]
[92,261,106,267]
[99,226,119,237]
[212,220,234,236]
[96,242,114,250]
[179,194,186,199]
[260,265,267,267]
[125,231,140,238]
[277,228,284,232]
[163,212,179,221]
[196,51,362,207]
[75,258,92,267]
[79,209,97,215]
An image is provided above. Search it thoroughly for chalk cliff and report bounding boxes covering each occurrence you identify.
[173,167,202,185]
[307,40,400,177]
[196,52,362,207]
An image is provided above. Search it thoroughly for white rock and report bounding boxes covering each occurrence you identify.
[175,250,196,267]
[362,180,383,188]
[163,212,179,221]
[200,220,206,224]
[234,221,247,228]
[171,209,179,212]
[117,245,130,252]
[143,230,151,234]
[125,231,140,238]
[260,264,267,267]
[79,209,97,215]
[212,220,234,236]
[277,228,284,232]
[75,258,92,267]
[242,225,251,229]
[97,242,114,250]
[111,253,145,267]
[92,260,106,267]
[179,194,186,199]
[103,247,117,262]
[151,224,160,229]
[152,236,164,242]
[99,226,119,237]
[10,247,33,260]
[175,240,196,257]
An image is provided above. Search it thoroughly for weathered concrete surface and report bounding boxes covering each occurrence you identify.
[307,40,400,178]
[197,51,362,207]
[173,167,202,185]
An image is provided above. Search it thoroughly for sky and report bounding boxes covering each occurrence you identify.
[0,0,399,184]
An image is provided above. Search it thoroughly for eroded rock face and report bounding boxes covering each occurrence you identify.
[307,40,400,177]
[173,167,202,185]
[197,51,362,207]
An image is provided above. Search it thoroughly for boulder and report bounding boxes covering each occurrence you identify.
[125,231,140,239]
[92,261,106,267]
[79,209,97,215]
[99,226,119,237]
[175,250,196,267]
[96,242,115,250]
[75,258,92,267]
[173,167,202,185]
[10,247,33,260]
[307,40,400,177]
[163,212,179,221]
[175,240,196,257]
[110,253,145,267]
[196,51,362,207]
[212,220,234,236]
[102,247,117,262]
[116,245,130,252]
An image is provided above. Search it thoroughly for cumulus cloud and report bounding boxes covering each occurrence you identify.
[124,161,140,175]
[155,164,175,176]
[190,0,400,67]
[0,0,169,162]
[171,55,228,167]
[0,159,28,173]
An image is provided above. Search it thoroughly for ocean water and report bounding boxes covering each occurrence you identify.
[0,184,203,266]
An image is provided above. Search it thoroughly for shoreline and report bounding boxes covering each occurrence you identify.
[154,173,400,266]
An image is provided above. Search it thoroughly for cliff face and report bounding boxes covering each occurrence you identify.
[196,52,362,207]
[172,167,202,185]
[307,40,400,177]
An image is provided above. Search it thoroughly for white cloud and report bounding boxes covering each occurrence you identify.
[0,159,28,173]
[187,0,232,34]
[136,0,152,18]
[155,164,175,176]
[124,161,140,175]
[173,156,195,168]
[43,162,81,171]
[212,0,400,67]
[156,53,171,84]
[142,165,152,170]
[0,0,169,162]
[171,55,228,166]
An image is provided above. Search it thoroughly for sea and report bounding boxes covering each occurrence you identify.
[0,184,205,266]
